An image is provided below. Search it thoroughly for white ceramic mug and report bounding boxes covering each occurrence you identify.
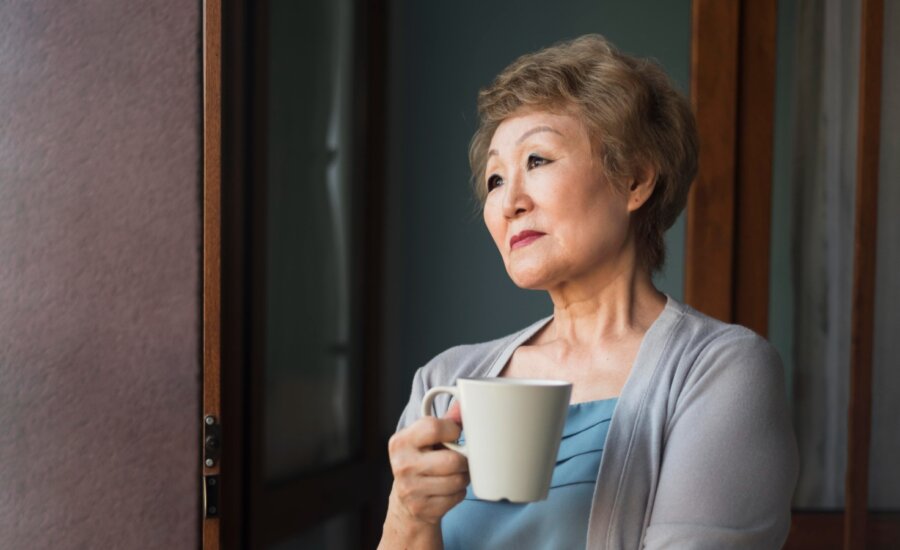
[421,377,572,503]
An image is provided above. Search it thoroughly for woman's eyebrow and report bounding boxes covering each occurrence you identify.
[516,125,563,145]
[488,126,564,157]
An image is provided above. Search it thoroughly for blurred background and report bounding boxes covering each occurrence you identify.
[0,0,897,548]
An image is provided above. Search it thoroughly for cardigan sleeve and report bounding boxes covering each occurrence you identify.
[396,366,428,432]
[641,332,799,549]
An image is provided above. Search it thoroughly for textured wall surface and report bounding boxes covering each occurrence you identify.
[0,2,200,547]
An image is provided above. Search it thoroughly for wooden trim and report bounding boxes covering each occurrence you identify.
[786,512,843,550]
[845,0,885,547]
[689,0,777,332]
[868,513,900,549]
[785,512,900,550]
[202,0,222,548]
[686,0,740,321]
[732,0,777,336]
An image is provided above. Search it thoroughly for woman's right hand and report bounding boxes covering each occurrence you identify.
[379,403,469,548]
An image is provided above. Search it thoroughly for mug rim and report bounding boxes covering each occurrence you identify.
[457,377,571,387]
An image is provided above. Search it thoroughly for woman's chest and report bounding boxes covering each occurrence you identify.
[500,345,638,402]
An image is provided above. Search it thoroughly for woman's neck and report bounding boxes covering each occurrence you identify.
[544,264,666,348]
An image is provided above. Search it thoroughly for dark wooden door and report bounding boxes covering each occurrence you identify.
[204,0,389,547]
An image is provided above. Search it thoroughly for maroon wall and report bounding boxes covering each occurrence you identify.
[0,1,200,547]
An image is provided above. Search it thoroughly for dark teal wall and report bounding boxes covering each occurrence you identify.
[769,0,797,399]
[383,0,692,424]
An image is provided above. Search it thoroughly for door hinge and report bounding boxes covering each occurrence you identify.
[203,414,221,468]
[202,414,222,519]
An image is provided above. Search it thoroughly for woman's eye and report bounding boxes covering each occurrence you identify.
[527,154,550,170]
[487,174,503,192]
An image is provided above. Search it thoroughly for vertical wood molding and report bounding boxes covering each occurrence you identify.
[845,0,884,547]
[733,0,777,336]
[202,0,222,548]
[688,0,777,332]
[686,0,740,321]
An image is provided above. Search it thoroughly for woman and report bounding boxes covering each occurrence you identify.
[379,34,798,549]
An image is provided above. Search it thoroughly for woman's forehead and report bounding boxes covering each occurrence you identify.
[489,109,588,149]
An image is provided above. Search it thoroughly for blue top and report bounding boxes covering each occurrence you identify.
[441,397,618,550]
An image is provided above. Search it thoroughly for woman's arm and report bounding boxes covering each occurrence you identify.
[378,415,467,550]
[379,370,469,549]
[642,333,799,549]
[380,495,444,550]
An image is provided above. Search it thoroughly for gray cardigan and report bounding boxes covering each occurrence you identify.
[396,296,799,549]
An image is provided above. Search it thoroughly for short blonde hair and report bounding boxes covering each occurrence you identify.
[469,34,698,273]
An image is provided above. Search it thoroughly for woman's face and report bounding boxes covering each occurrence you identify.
[482,108,635,291]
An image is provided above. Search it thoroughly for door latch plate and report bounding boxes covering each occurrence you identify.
[203,475,220,518]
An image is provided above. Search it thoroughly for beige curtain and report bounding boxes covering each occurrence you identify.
[790,0,899,509]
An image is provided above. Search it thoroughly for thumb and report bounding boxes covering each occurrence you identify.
[443,400,462,426]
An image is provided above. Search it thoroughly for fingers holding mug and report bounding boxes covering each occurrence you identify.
[444,400,462,425]
[421,386,467,456]
[387,415,470,527]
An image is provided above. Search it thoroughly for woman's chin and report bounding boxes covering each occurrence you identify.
[506,268,554,291]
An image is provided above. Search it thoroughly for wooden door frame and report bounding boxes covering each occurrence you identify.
[202,0,223,548]
[686,0,778,335]
[687,0,895,548]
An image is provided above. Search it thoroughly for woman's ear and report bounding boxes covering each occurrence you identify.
[626,163,658,213]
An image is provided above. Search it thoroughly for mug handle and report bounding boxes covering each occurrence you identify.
[421,386,467,456]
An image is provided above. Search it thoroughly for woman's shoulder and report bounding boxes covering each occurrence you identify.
[677,299,776,354]
[664,297,784,389]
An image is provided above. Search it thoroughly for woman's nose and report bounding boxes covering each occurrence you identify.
[502,172,533,219]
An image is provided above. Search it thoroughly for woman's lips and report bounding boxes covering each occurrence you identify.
[510,230,546,250]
